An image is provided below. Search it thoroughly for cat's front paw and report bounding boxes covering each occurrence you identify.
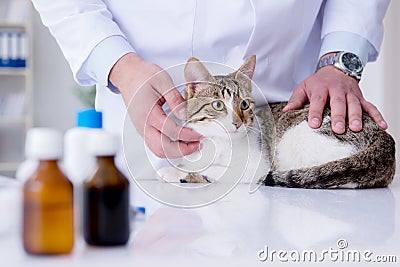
[156,167,187,183]
[181,173,214,183]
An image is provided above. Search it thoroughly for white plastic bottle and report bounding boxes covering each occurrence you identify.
[15,131,40,182]
[64,109,103,184]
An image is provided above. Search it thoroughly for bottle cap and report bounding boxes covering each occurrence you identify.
[25,128,63,160]
[88,131,119,156]
[76,109,102,128]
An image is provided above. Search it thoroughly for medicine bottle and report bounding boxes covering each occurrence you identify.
[83,131,130,246]
[23,128,74,254]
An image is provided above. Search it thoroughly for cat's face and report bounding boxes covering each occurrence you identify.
[184,56,256,138]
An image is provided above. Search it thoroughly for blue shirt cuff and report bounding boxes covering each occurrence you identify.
[83,35,135,93]
[319,32,378,65]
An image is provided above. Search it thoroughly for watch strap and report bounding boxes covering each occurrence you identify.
[316,53,339,70]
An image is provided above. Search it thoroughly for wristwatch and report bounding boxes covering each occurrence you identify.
[316,51,364,81]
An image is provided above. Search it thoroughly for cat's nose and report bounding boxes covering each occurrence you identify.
[232,120,242,129]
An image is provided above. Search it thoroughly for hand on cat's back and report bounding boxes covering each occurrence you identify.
[283,64,388,134]
[109,53,202,158]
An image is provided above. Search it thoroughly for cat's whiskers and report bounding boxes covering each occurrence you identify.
[244,125,261,135]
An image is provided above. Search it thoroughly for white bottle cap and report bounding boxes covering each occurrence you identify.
[88,131,119,156]
[25,128,63,160]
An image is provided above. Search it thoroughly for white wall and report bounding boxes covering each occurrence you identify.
[382,0,400,182]
[361,1,400,182]
[31,8,83,131]
[361,0,399,120]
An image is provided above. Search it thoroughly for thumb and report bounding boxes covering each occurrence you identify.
[163,87,187,121]
[283,83,308,112]
[154,70,187,120]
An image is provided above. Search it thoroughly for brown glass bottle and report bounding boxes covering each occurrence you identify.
[83,155,130,246]
[23,160,74,254]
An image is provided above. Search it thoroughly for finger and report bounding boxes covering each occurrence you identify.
[347,94,363,132]
[160,130,200,158]
[283,82,308,112]
[144,126,199,158]
[144,126,168,158]
[330,92,347,134]
[307,92,328,128]
[360,100,388,130]
[149,105,202,142]
[153,71,187,120]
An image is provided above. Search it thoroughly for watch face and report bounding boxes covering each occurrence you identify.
[341,52,363,73]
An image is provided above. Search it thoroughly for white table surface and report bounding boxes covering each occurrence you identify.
[0,174,399,266]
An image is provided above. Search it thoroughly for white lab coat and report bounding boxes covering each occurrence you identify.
[31,0,389,161]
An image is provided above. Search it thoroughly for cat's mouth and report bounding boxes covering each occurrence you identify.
[227,128,246,134]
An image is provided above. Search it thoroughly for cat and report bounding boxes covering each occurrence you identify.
[157,55,396,189]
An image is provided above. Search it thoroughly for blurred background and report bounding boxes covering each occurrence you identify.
[0,0,399,178]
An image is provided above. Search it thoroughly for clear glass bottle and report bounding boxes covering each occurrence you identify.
[83,131,130,246]
[23,128,74,254]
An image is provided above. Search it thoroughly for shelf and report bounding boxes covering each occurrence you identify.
[0,162,20,171]
[0,68,27,76]
[0,3,31,176]
[0,117,25,124]
[0,23,26,29]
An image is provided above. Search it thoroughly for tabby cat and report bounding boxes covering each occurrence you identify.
[157,56,396,188]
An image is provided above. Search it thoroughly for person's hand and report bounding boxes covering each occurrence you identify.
[283,62,388,134]
[109,53,202,158]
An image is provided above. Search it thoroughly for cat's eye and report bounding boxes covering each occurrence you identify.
[212,100,224,111]
[240,99,250,110]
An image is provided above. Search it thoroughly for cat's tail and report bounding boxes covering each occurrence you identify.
[262,130,396,189]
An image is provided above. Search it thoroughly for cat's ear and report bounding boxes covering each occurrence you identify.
[184,57,214,99]
[235,55,256,81]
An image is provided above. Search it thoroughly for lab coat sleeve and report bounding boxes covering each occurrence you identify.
[31,0,135,86]
[81,36,133,91]
[319,32,374,65]
[320,0,390,63]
